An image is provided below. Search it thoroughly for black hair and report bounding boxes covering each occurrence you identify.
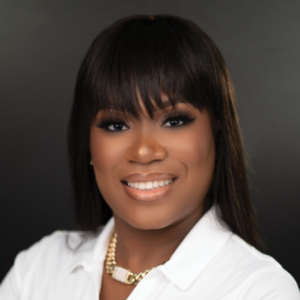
[68,14,263,250]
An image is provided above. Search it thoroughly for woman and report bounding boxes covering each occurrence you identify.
[1,14,299,300]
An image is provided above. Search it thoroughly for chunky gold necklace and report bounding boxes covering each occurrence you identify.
[105,232,156,285]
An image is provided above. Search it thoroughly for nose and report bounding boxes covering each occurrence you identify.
[125,131,167,164]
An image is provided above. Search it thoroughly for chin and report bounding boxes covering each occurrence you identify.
[120,209,177,231]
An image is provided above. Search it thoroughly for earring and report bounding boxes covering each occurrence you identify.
[90,159,93,165]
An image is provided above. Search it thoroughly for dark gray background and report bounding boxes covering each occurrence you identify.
[0,0,299,285]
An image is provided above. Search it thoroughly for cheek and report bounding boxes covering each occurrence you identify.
[163,125,215,173]
[189,129,215,169]
[89,128,129,199]
[187,129,215,198]
[90,128,125,174]
[180,131,214,166]
[161,118,216,207]
[186,121,216,191]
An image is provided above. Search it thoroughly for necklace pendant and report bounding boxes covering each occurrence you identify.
[112,266,135,285]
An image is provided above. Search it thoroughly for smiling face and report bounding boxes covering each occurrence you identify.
[90,93,216,230]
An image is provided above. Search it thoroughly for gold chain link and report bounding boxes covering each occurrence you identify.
[105,231,157,285]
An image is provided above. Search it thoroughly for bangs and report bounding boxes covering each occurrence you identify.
[85,15,214,121]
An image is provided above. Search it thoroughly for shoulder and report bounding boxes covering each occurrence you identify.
[225,234,282,271]
[0,229,103,299]
[25,228,105,266]
[237,267,300,299]
[219,234,300,299]
[15,230,98,273]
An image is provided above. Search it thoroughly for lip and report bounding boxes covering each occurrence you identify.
[122,176,177,202]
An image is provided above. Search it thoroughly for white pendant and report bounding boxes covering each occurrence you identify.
[112,266,130,283]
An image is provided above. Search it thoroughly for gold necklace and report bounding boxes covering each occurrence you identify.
[105,231,156,285]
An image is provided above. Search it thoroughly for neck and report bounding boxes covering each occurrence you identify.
[112,206,203,273]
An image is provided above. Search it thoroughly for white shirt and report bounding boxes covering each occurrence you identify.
[1,206,299,300]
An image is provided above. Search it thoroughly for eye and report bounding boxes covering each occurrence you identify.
[107,122,128,132]
[164,119,184,127]
[96,117,129,132]
[162,112,196,127]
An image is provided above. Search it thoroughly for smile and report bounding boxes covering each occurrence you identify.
[125,179,174,191]
[122,177,177,202]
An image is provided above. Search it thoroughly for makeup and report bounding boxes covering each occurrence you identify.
[96,110,196,132]
[122,177,177,202]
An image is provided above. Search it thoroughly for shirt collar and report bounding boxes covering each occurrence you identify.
[67,217,115,274]
[67,206,232,291]
[158,206,232,290]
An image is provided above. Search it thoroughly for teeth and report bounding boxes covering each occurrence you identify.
[145,182,153,189]
[127,179,173,191]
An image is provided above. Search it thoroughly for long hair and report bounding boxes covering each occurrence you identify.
[67,14,263,250]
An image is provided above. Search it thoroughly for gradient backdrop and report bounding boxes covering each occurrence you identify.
[0,0,299,284]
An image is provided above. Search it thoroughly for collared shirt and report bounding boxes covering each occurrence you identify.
[1,206,299,300]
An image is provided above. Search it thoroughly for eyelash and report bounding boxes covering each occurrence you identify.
[96,112,196,132]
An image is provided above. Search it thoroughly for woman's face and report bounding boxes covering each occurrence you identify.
[90,93,216,230]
